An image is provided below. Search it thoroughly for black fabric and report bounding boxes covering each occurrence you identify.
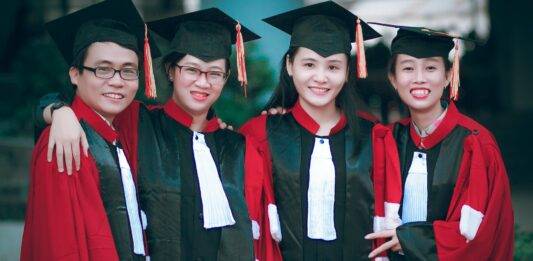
[391,28,454,59]
[81,121,145,261]
[396,222,438,261]
[148,8,259,62]
[137,106,253,260]
[263,1,380,58]
[266,114,374,260]
[45,0,159,65]
[392,123,470,259]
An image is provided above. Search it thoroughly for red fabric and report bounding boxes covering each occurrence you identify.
[21,97,122,260]
[371,102,514,260]
[291,100,347,135]
[240,115,283,261]
[163,99,220,133]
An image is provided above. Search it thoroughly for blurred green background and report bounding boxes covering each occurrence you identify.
[1,0,532,259]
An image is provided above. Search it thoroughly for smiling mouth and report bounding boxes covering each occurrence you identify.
[191,91,209,101]
[410,88,430,98]
[102,93,125,100]
[309,86,330,95]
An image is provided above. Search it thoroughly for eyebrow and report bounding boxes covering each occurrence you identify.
[94,60,138,67]
[300,58,317,62]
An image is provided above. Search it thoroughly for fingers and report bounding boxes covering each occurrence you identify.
[261,110,267,115]
[47,139,55,163]
[227,125,234,131]
[72,142,81,172]
[365,229,394,239]
[56,145,64,173]
[368,239,397,258]
[81,132,89,157]
[63,144,73,175]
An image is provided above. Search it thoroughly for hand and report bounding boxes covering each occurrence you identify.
[47,107,89,175]
[365,229,402,258]
[217,118,233,130]
[260,106,287,115]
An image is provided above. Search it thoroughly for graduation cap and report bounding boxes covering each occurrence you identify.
[263,1,381,78]
[148,8,260,95]
[45,0,160,99]
[368,22,476,100]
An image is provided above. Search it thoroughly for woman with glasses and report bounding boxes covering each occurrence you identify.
[35,8,273,261]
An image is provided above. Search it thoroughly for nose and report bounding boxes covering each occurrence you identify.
[195,72,211,89]
[414,67,426,84]
[312,68,327,83]
[107,71,125,87]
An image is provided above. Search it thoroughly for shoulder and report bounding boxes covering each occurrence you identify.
[240,114,268,142]
[456,113,499,148]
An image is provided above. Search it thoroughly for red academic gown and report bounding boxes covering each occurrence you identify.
[240,101,378,261]
[21,97,137,261]
[114,99,264,260]
[372,102,514,260]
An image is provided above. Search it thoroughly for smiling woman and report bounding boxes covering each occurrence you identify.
[240,1,382,260]
[368,23,514,260]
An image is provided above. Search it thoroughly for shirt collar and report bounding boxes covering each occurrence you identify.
[291,100,347,136]
[71,96,118,144]
[409,102,459,150]
[163,98,219,133]
[412,106,448,138]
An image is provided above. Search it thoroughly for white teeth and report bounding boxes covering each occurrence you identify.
[411,89,429,96]
[103,93,124,99]
[310,87,329,93]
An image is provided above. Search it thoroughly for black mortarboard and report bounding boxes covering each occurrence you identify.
[263,1,381,78]
[369,22,476,100]
[148,8,260,92]
[148,8,259,62]
[45,0,158,64]
[45,0,161,98]
[263,1,380,56]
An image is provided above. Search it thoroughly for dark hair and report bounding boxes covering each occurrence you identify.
[387,53,452,75]
[265,47,360,144]
[162,51,231,85]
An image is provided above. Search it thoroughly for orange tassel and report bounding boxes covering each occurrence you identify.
[355,18,367,79]
[144,24,157,99]
[450,39,460,101]
[235,22,248,97]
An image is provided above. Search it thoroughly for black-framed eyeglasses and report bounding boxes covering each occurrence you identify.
[174,64,229,85]
[82,66,139,80]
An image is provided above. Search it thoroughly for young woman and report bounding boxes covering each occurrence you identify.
[366,24,514,260]
[240,2,382,260]
[36,8,271,261]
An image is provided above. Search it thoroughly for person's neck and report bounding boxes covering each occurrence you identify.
[410,103,444,131]
[173,97,208,132]
[299,98,341,136]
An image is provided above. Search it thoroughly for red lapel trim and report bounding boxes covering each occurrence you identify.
[409,102,459,149]
[291,100,346,135]
[163,99,219,133]
[71,96,118,144]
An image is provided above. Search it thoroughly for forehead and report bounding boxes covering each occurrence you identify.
[180,54,226,68]
[396,54,444,64]
[84,42,139,65]
[294,47,347,62]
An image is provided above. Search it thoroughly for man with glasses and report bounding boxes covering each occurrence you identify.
[21,0,157,260]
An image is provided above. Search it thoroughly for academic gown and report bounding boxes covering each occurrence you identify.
[114,99,259,261]
[21,96,146,261]
[371,102,514,260]
[240,101,378,261]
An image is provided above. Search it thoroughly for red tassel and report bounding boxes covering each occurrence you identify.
[450,39,460,101]
[235,22,248,97]
[355,18,367,79]
[144,24,157,99]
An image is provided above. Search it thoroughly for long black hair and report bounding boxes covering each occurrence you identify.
[265,47,361,143]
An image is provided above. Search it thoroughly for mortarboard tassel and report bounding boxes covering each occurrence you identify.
[449,39,461,101]
[235,22,248,97]
[144,24,157,99]
[355,18,367,79]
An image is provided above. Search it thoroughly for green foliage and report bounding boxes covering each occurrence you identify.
[515,226,533,261]
[214,42,276,127]
[0,35,70,137]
